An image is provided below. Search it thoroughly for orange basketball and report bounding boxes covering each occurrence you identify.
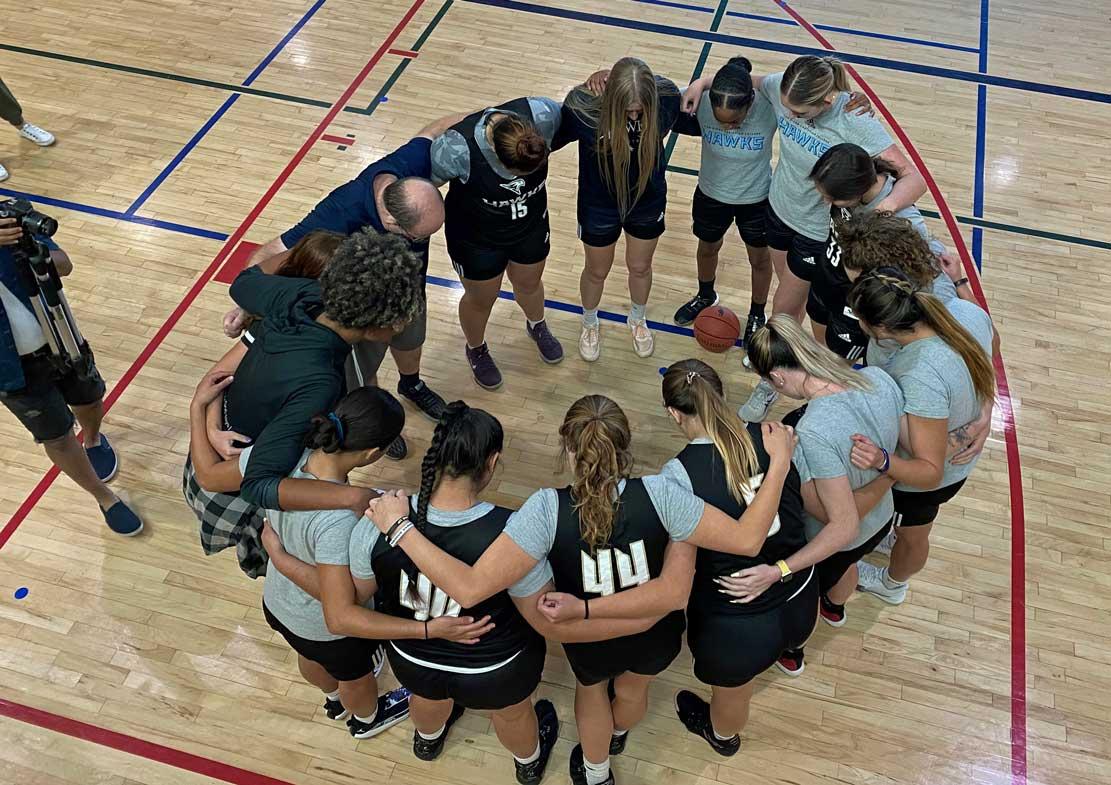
[693,305,741,353]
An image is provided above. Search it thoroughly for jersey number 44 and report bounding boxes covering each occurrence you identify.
[399,572,462,620]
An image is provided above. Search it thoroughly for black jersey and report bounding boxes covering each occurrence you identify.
[443,97,549,247]
[371,501,541,670]
[814,206,868,358]
[548,479,686,672]
[678,423,809,615]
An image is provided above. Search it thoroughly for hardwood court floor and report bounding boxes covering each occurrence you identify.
[1,1,1110,784]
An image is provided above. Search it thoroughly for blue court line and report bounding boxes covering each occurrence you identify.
[124,0,329,215]
[632,0,978,54]
[464,0,1111,104]
[970,0,990,271]
[0,187,229,241]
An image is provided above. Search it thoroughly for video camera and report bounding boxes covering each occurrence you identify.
[0,198,92,376]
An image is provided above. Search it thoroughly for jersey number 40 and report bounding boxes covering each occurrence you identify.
[399,572,462,621]
[580,540,650,596]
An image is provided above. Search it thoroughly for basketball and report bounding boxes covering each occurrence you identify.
[693,306,741,353]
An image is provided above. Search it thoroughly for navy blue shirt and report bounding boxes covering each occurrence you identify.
[1,235,61,392]
[553,77,680,215]
[280,137,433,274]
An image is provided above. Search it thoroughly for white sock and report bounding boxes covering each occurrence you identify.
[582,308,599,327]
[611,728,627,738]
[629,302,646,323]
[712,726,736,741]
[527,318,544,329]
[882,568,908,589]
[354,708,377,724]
[325,690,341,702]
[583,755,611,785]
[467,342,485,351]
[514,742,541,765]
[418,724,446,741]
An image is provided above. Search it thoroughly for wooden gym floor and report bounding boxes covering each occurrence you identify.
[1,1,1109,784]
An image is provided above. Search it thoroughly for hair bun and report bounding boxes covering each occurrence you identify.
[726,56,753,73]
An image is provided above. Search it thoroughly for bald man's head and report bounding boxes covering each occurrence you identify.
[382,177,444,241]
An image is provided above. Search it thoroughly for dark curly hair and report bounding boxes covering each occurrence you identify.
[318,228,425,332]
[835,210,941,288]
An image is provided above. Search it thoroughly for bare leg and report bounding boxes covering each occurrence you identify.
[458,274,505,347]
[574,680,614,767]
[42,432,116,509]
[580,243,617,312]
[298,655,338,693]
[338,674,379,719]
[696,238,722,284]
[390,346,422,376]
[888,522,933,583]
[411,695,455,735]
[827,563,858,605]
[771,264,809,323]
[708,682,755,738]
[71,400,104,447]
[624,235,658,309]
[506,260,547,323]
[491,698,540,759]
[611,671,653,733]
[745,244,772,306]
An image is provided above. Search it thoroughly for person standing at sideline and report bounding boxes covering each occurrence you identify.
[0,77,55,182]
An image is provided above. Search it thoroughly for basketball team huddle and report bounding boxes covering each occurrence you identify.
[183,53,999,785]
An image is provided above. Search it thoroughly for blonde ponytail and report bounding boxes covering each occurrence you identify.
[746,314,873,391]
[914,292,996,404]
[662,359,760,502]
[782,55,852,107]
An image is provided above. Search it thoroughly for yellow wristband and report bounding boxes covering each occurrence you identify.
[776,560,792,581]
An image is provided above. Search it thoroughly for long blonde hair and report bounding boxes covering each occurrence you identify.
[565,57,678,218]
[663,359,760,503]
[847,269,996,404]
[558,395,634,551]
[781,55,851,107]
[747,314,873,392]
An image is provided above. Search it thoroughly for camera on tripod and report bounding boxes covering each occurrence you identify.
[1,198,92,376]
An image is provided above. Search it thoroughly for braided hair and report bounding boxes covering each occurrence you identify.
[847,268,995,403]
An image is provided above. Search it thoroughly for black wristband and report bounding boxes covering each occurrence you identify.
[953,277,970,288]
[583,597,590,620]
[385,516,409,540]
[424,620,429,639]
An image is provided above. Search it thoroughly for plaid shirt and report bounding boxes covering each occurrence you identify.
[182,456,267,579]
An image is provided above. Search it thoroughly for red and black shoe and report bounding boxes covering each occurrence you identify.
[774,648,805,677]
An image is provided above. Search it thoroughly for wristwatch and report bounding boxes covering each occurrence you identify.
[776,559,793,583]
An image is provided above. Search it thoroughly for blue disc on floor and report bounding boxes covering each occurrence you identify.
[14,587,28,600]
[658,367,667,375]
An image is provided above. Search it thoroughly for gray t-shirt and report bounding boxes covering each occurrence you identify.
[760,72,894,241]
[880,299,994,491]
[504,476,706,598]
[793,366,904,548]
[430,97,562,183]
[694,90,776,205]
[854,174,945,255]
[866,275,961,368]
[347,494,534,597]
[243,448,361,642]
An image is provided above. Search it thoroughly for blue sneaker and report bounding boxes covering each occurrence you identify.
[85,435,119,482]
[347,687,411,739]
[101,499,143,536]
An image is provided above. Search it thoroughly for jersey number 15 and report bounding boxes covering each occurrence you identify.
[510,201,528,220]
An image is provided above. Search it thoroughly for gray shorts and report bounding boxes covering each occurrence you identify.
[346,308,426,388]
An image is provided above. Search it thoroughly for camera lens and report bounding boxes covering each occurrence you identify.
[25,212,59,237]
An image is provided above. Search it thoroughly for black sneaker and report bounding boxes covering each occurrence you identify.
[347,686,411,739]
[399,379,447,421]
[569,744,615,785]
[515,699,559,785]
[412,703,465,761]
[606,679,628,755]
[743,310,766,347]
[466,342,503,390]
[674,690,739,757]
[673,292,719,326]
[324,696,349,721]
[385,435,407,461]
[526,319,564,364]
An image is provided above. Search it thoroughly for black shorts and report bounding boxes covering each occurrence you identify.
[387,636,545,710]
[688,567,818,687]
[893,480,966,527]
[446,219,551,282]
[765,204,826,283]
[0,347,106,443]
[562,611,685,686]
[263,603,378,682]
[808,290,868,362]
[817,519,894,594]
[691,188,768,247]
[578,200,666,248]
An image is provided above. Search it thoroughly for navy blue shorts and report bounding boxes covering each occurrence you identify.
[578,199,666,248]
[765,204,826,283]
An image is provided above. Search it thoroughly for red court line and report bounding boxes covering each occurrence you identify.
[0,0,428,554]
[0,699,296,785]
[772,2,1027,783]
[388,47,419,57]
[320,133,356,145]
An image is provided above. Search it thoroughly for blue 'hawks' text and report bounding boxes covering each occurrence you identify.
[777,117,831,156]
[702,129,766,151]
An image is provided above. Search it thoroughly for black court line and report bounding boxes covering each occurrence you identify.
[0,42,376,116]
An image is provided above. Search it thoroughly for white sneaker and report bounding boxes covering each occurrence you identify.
[739,379,778,422]
[875,527,897,557]
[629,318,654,358]
[856,561,908,605]
[18,122,55,146]
[579,322,601,362]
[0,162,7,182]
